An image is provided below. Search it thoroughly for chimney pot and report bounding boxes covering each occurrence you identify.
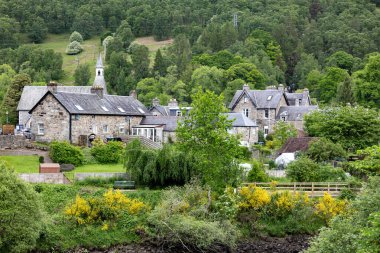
[152,97,160,106]
[243,84,250,91]
[91,85,104,98]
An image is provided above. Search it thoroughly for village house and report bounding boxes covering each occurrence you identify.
[228,84,318,136]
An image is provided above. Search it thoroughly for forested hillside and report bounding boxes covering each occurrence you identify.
[0,0,379,114]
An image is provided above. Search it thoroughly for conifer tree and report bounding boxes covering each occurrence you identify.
[153,49,167,76]
[336,76,355,105]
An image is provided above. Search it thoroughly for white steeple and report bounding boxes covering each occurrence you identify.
[93,54,107,94]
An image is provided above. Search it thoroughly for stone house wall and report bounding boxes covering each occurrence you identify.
[231,126,258,144]
[231,96,258,122]
[163,131,176,143]
[71,115,143,144]
[31,94,70,143]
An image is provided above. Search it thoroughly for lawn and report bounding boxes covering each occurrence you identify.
[74,163,125,173]
[29,33,101,85]
[0,155,39,173]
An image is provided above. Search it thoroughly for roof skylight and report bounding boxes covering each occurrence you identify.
[75,104,84,111]
[138,107,145,113]
[117,107,125,112]
[101,106,109,112]
[267,95,272,101]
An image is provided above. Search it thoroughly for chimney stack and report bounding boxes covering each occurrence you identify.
[47,81,58,93]
[91,85,104,99]
[129,90,137,99]
[168,98,178,108]
[302,88,309,106]
[278,84,284,93]
[152,97,160,107]
[242,84,250,91]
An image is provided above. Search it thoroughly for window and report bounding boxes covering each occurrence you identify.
[75,104,84,111]
[103,125,109,133]
[117,107,125,113]
[176,110,182,116]
[244,96,248,103]
[98,70,101,76]
[101,106,109,112]
[91,125,97,134]
[281,116,286,121]
[37,123,44,135]
[119,125,124,134]
[299,99,302,105]
[264,109,269,118]
[243,108,249,117]
[73,114,80,120]
[264,126,269,135]
[267,95,272,101]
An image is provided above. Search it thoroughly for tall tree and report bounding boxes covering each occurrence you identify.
[336,76,355,105]
[26,16,48,43]
[74,64,91,86]
[115,20,135,50]
[152,49,167,76]
[1,73,31,124]
[176,89,241,189]
[130,44,150,81]
[170,34,191,75]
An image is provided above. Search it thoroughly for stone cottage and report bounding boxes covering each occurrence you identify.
[17,55,107,128]
[28,85,148,144]
[228,84,317,135]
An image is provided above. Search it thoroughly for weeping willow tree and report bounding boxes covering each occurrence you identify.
[125,140,199,187]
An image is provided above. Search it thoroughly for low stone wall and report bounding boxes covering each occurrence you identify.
[0,135,29,149]
[75,173,128,181]
[265,169,286,178]
[19,173,69,184]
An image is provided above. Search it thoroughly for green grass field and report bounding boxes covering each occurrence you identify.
[29,33,101,85]
[74,163,125,173]
[0,155,40,173]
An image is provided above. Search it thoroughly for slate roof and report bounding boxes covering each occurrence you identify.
[151,105,169,116]
[150,105,192,116]
[276,106,318,121]
[96,54,104,68]
[30,91,149,116]
[140,116,179,131]
[285,92,303,106]
[17,86,92,111]
[228,89,286,109]
[226,113,258,127]
[278,137,318,154]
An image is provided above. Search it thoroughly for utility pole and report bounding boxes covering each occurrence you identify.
[233,13,238,28]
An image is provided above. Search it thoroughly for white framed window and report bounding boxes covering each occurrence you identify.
[243,108,249,117]
[103,125,109,133]
[264,126,269,135]
[176,110,182,116]
[281,116,286,121]
[37,123,44,135]
[119,125,124,134]
[264,109,269,118]
[244,96,248,103]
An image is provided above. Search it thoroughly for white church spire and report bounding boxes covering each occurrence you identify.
[93,54,107,94]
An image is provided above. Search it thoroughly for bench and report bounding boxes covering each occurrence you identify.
[113,180,135,189]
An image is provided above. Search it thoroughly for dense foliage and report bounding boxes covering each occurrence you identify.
[91,140,124,164]
[176,89,241,190]
[305,106,380,150]
[49,141,84,166]
[305,177,380,253]
[306,138,347,163]
[125,140,198,187]
[0,163,44,253]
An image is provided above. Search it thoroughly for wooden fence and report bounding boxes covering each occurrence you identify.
[241,182,361,197]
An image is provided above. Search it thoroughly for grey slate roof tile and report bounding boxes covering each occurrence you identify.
[140,116,179,131]
[276,106,318,121]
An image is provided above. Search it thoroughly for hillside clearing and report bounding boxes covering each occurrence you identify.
[135,36,173,51]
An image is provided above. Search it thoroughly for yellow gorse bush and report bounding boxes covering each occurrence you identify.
[275,191,295,211]
[65,189,148,226]
[315,192,347,223]
[239,185,271,210]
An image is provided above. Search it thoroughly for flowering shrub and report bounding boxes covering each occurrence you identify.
[65,189,148,226]
[238,185,271,210]
[315,192,347,223]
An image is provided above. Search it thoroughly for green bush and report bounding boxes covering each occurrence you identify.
[69,31,83,43]
[247,159,269,182]
[305,177,380,253]
[49,141,84,166]
[286,157,346,182]
[0,162,44,253]
[91,141,124,164]
[306,138,347,163]
[147,182,239,250]
[65,41,83,55]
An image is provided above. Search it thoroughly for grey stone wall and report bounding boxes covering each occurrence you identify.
[19,173,69,184]
[31,94,70,143]
[231,126,258,144]
[232,99,258,123]
[71,115,143,144]
[0,135,30,149]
